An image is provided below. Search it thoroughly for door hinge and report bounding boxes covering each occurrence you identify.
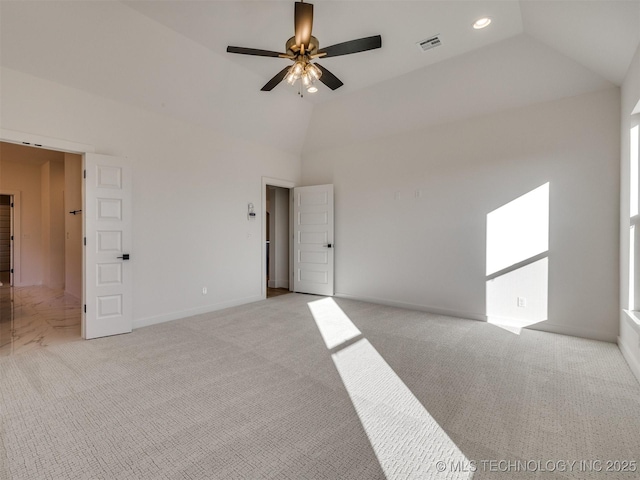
[10,235,13,241]
[84,305,86,313]
[83,169,87,179]
[10,203,14,208]
[84,237,86,246]
[10,268,13,274]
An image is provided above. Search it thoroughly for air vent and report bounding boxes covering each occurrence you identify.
[416,35,442,52]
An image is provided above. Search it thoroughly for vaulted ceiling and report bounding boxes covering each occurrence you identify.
[1,1,639,154]
[127,0,640,98]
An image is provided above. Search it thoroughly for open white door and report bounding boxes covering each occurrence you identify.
[84,153,133,339]
[293,184,334,296]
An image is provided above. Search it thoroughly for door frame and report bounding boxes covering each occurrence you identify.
[0,128,95,336]
[0,190,20,286]
[261,176,295,299]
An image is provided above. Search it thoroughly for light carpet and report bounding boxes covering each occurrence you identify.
[1,294,639,479]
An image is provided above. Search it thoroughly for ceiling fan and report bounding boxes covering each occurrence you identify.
[226,0,382,94]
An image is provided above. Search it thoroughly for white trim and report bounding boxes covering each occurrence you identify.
[618,336,640,385]
[133,295,263,329]
[334,293,487,322]
[526,321,616,343]
[0,129,95,154]
[0,190,21,286]
[335,292,617,342]
[624,309,640,329]
[261,176,296,300]
[0,131,96,339]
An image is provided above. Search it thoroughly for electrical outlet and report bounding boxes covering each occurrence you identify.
[517,297,527,308]
[202,287,207,295]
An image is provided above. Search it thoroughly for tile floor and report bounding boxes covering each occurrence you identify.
[0,284,81,356]
[0,284,291,356]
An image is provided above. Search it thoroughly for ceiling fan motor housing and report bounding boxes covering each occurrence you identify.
[286,36,319,57]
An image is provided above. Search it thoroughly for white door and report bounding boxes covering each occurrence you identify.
[84,153,133,339]
[293,184,334,296]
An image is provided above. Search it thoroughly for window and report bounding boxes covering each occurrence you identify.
[628,117,640,312]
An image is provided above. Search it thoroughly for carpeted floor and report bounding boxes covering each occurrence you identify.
[1,294,639,479]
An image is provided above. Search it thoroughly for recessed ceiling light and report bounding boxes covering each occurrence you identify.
[473,17,492,29]
[307,86,318,93]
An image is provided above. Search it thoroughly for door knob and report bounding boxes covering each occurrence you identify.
[324,244,333,248]
[117,254,130,260]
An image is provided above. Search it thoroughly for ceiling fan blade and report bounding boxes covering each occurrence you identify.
[261,66,291,91]
[294,2,314,50]
[315,63,343,90]
[227,46,287,58]
[318,35,382,58]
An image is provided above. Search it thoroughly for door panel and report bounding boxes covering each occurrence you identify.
[293,184,334,296]
[84,154,132,339]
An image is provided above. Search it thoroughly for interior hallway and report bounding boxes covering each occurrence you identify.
[0,285,81,356]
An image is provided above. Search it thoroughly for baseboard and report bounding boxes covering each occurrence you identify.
[65,290,81,300]
[334,292,617,342]
[619,336,640,385]
[334,293,487,322]
[64,290,82,300]
[526,321,616,343]
[133,294,263,330]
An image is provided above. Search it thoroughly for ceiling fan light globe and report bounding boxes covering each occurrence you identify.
[285,67,295,84]
[307,63,322,79]
[293,61,305,76]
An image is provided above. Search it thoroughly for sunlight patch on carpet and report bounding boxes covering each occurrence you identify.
[308,298,471,479]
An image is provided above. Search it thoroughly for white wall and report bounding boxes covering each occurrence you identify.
[304,34,612,153]
[1,67,300,327]
[41,160,65,288]
[266,186,289,289]
[274,187,289,289]
[303,88,620,342]
[49,161,65,288]
[267,187,276,287]
[40,162,51,286]
[619,42,640,381]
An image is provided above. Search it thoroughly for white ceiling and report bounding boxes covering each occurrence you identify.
[305,33,614,150]
[126,0,640,101]
[1,1,638,154]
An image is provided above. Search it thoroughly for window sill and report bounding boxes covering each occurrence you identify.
[623,309,640,329]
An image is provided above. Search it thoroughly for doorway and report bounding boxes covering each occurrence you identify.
[0,141,83,355]
[266,185,291,298]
